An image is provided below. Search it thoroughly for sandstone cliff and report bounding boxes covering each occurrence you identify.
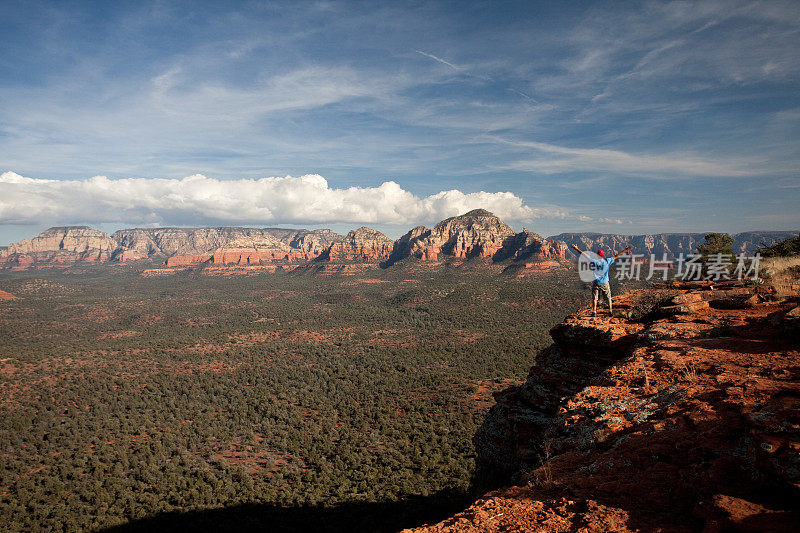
[113,227,340,264]
[384,212,567,267]
[494,229,567,262]
[322,227,394,262]
[0,226,117,267]
[3,219,794,273]
[205,233,320,266]
[410,281,800,532]
[387,225,435,264]
[409,209,516,261]
[288,229,342,257]
[0,226,343,268]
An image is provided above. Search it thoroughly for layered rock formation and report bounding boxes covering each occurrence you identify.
[552,231,797,260]
[0,211,570,271]
[0,227,117,267]
[209,229,341,266]
[494,229,567,262]
[386,211,568,266]
[405,209,516,261]
[164,254,213,267]
[0,226,343,268]
[113,227,341,265]
[411,281,800,532]
[2,216,793,273]
[387,226,434,263]
[322,227,394,262]
[205,234,305,266]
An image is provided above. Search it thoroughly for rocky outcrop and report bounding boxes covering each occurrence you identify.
[175,229,340,266]
[164,254,213,267]
[287,229,341,257]
[322,227,393,262]
[206,234,297,266]
[167,229,339,266]
[2,226,117,256]
[110,228,167,260]
[494,229,567,262]
[386,226,435,264]
[411,282,800,532]
[385,212,567,267]
[0,289,17,300]
[552,231,797,260]
[113,227,234,257]
[112,227,341,263]
[0,227,117,267]
[410,209,516,261]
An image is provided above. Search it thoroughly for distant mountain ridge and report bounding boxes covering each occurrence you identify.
[550,231,798,260]
[0,212,795,270]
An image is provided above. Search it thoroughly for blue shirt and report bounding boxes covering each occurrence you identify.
[591,256,615,284]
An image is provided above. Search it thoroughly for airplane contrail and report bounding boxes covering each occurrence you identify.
[509,88,533,100]
[415,50,459,69]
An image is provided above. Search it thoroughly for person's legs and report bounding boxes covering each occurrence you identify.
[599,282,612,314]
[591,283,599,316]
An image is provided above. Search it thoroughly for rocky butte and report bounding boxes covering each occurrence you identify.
[0,226,117,268]
[384,208,517,263]
[407,279,800,532]
[321,227,394,262]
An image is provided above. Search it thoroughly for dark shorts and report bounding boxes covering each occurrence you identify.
[592,281,612,301]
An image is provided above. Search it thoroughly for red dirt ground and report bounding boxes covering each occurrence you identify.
[407,282,800,533]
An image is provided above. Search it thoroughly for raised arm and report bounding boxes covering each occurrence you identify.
[570,244,584,256]
[614,245,633,259]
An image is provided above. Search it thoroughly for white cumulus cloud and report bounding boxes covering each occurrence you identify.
[0,171,577,227]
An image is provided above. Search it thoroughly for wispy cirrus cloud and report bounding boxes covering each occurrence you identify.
[151,65,395,118]
[496,139,770,178]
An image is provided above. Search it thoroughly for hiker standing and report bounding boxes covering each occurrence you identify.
[571,244,632,316]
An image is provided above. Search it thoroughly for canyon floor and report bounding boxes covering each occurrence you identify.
[408,281,800,532]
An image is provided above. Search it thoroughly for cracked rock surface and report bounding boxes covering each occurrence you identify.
[410,281,800,532]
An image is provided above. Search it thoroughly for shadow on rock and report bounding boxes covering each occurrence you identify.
[101,490,474,533]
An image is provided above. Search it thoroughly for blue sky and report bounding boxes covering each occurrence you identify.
[1,0,799,243]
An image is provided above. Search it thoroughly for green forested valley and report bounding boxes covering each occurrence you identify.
[0,265,597,531]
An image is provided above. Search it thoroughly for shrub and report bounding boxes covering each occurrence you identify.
[697,233,735,262]
[759,233,800,258]
[629,290,679,321]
